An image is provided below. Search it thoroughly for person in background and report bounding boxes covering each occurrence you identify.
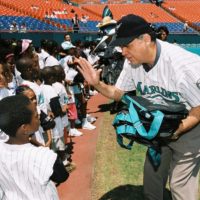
[64,34,71,42]
[0,40,16,85]
[0,63,12,142]
[15,85,53,147]
[157,25,169,41]
[37,39,49,69]
[51,65,72,139]
[20,23,27,33]
[0,62,13,95]
[72,14,80,33]
[9,21,19,33]
[80,14,89,28]
[59,42,85,135]
[51,65,77,172]
[183,21,189,32]
[44,40,59,67]
[15,57,46,113]
[40,67,69,166]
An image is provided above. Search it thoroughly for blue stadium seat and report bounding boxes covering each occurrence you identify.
[154,22,195,33]
[0,16,60,31]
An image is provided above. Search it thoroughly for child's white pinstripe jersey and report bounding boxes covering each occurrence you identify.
[0,143,58,200]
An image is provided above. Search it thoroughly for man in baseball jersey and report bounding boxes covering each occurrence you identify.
[76,14,200,200]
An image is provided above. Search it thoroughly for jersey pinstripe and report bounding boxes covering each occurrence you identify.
[0,143,58,200]
[116,40,200,109]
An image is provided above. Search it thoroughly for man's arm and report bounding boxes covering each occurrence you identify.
[76,57,124,101]
[172,105,200,139]
[94,81,124,101]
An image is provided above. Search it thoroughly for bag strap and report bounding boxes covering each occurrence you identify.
[122,95,147,112]
[122,95,164,140]
[117,135,135,150]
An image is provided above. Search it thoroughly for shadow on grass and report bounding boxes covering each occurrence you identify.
[98,102,114,112]
[97,101,126,114]
[98,184,144,200]
[98,184,172,200]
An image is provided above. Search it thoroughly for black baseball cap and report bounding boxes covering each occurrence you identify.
[110,14,153,47]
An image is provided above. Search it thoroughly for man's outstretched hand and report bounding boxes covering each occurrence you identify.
[75,57,102,87]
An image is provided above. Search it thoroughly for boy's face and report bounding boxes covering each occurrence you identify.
[23,89,37,107]
[69,48,75,55]
[159,30,168,41]
[6,56,15,74]
[65,35,71,42]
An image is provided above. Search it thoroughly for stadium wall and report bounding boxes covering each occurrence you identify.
[0,32,200,46]
[0,32,99,46]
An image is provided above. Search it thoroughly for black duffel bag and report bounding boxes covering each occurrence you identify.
[112,95,188,149]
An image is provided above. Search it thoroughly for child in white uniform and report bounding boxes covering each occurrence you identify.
[52,65,83,137]
[40,67,68,165]
[0,95,68,200]
[0,63,12,142]
[15,85,53,147]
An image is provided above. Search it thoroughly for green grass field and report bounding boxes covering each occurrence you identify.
[91,111,200,200]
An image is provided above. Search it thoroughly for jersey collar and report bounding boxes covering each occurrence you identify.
[142,40,161,72]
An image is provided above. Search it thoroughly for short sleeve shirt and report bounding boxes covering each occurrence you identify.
[116,40,200,109]
[0,143,58,200]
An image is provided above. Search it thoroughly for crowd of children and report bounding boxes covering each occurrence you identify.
[0,35,99,199]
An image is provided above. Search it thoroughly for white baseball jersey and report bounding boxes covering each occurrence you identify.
[116,39,200,153]
[59,55,78,81]
[7,67,23,94]
[52,82,68,105]
[37,49,49,69]
[0,142,58,200]
[44,55,59,67]
[116,40,200,110]
[8,76,18,95]
[59,55,71,74]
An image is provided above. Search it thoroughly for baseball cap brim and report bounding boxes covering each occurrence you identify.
[109,35,136,47]
[97,20,117,28]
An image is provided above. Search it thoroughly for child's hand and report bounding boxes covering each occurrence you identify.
[48,111,54,119]
[62,104,68,112]
[45,140,51,148]
[66,80,72,85]
[68,94,72,99]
